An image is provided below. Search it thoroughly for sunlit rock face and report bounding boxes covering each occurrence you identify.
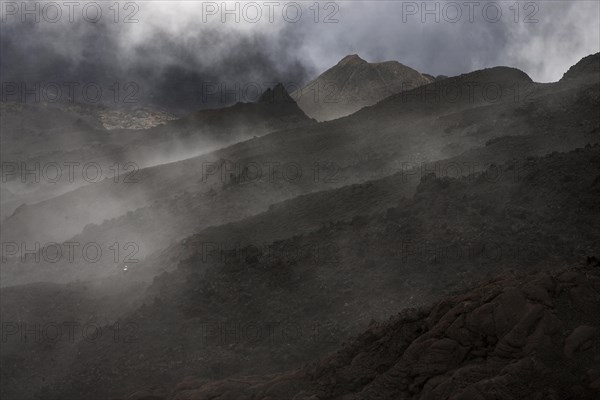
[99,107,178,130]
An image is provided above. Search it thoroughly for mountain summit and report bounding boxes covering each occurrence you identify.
[293,54,434,121]
[337,53,368,66]
[257,82,296,104]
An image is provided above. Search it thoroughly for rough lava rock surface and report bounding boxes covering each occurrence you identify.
[137,261,600,400]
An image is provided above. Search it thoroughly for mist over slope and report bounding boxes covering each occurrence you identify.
[2,54,598,287]
[1,49,599,400]
[5,143,600,399]
[0,83,313,221]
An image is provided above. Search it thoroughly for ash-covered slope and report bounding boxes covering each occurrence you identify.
[26,145,600,400]
[163,260,600,400]
[293,54,433,121]
[0,84,312,220]
[0,83,313,227]
[2,54,598,286]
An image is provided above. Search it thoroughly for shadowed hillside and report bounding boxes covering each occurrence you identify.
[160,260,600,400]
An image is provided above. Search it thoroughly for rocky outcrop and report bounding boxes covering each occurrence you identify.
[161,262,600,400]
[99,107,177,130]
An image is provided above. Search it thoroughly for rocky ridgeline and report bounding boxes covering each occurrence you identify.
[561,52,600,82]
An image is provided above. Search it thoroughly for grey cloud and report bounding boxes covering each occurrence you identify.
[1,1,598,114]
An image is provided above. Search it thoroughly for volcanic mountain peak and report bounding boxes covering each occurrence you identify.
[293,54,433,121]
[337,53,368,66]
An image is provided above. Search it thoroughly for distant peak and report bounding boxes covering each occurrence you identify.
[338,54,367,66]
[257,83,294,104]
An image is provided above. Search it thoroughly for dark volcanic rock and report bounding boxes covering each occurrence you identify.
[161,263,600,400]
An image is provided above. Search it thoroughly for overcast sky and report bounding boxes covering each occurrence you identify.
[1,1,599,112]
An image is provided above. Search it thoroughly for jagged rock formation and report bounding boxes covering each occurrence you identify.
[163,82,313,138]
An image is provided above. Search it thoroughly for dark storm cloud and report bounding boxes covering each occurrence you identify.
[0,1,315,113]
[1,1,598,113]
[134,28,312,111]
